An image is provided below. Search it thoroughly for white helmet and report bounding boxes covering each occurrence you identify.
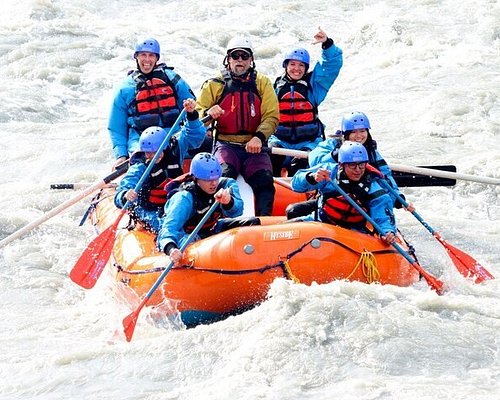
[226,36,253,54]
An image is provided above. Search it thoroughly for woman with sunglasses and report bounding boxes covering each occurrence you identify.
[196,36,279,216]
[290,141,397,244]
[269,27,343,177]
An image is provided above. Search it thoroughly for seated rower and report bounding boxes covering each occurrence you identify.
[157,152,260,266]
[287,110,405,219]
[309,111,403,204]
[113,99,206,233]
[291,141,397,244]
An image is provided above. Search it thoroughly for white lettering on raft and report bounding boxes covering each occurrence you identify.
[263,230,300,241]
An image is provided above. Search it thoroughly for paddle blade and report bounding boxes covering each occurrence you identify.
[410,261,446,295]
[69,211,125,289]
[393,165,457,187]
[123,305,144,342]
[436,236,494,283]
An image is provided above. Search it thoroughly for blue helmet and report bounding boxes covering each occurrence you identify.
[190,153,222,180]
[282,47,310,69]
[341,111,371,132]
[139,126,167,152]
[338,141,369,163]
[134,38,160,58]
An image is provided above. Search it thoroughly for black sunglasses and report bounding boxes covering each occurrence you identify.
[229,52,251,61]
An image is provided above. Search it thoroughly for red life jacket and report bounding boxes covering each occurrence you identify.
[212,70,262,137]
[273,75,322,143]
[319,174,373,230]
[129,64,181,131]
[134,140,184,210]
[321,195,367,226]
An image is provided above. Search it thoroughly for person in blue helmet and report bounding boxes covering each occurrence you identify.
[290,141,397,244]
[309,111,404,203]
[286,111,408,219]
[268,27,343,177]
[108,38,198,170]
[114,99,206,233]
[157,152,260,266]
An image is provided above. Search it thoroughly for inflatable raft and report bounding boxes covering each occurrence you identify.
[90,183,420,327]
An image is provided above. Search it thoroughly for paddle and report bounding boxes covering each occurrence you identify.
[390,164,500,186]
[70,110,187,289]
[330,179,445,294]
[391,165,456,187]
[264,146,500,186]
[50,183,118,190]
[377,178,494,283]
[122,201,220,342]
[0,162,128,250]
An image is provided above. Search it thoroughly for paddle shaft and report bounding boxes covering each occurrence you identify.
[149,202,218,301]
[50,183,118,190]
[123,201,220,341]
[121,110,187,211]
[69,110,189,290]
[389,164,500,186]
[0,163,128,249]
[264,147,499,186]
[330,180,445,294]
[377,178,494,283]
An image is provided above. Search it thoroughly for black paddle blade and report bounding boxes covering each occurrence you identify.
[394,165,457,187]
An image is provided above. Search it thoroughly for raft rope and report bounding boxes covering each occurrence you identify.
[81,187,138,234]
[116,236,399,286]
[280,258,300,283]
[397,228,419,263]
[345,250,381,283]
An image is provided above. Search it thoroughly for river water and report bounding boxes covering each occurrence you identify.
[1,0,499,399]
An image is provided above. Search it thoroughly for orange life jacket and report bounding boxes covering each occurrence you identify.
[319,174,373,230]
[129,64,181,131]
[321,195,367,227]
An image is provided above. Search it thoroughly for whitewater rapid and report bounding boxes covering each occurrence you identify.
[0,0,499,399]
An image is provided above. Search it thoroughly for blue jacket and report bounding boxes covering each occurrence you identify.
[157,178,243,251]
[269,42,343,145]
[308,137,403,205]
[300,42,343,108]
[291,162,396,235]
[114,118,206,210]
[108,66,196,159]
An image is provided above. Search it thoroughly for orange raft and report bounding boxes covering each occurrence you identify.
[91,184,420,327]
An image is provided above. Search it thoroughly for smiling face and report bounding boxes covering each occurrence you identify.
[343,162,367,181]
[135,51,158,74]
[286,60,307,80]
[346,129,369,144]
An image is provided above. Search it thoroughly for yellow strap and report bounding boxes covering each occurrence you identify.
[282,259,300,283]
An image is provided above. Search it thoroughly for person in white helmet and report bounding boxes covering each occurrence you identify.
[196,36,279,216]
